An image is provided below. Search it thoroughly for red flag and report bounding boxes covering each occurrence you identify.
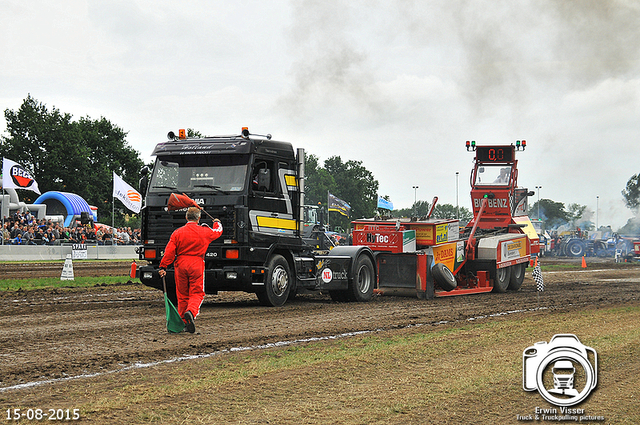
[167,193,200,211]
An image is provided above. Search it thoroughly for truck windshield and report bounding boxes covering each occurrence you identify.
[148,154,249,193]
[475,164,512,186]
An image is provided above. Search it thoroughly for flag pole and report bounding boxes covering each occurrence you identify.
[1,188,4,246]
[327,190,330,228]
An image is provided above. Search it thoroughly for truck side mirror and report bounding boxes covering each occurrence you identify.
[139,166,151,197]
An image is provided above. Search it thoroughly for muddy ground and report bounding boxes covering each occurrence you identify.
[0,258,638,392]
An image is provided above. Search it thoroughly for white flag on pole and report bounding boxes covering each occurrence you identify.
[2,157,41,194]
[113,172,142,213]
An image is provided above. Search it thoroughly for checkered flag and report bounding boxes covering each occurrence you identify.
[532,262,544,292]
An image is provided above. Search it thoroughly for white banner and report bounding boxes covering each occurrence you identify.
[112,172,142,214]
[2,157,41,194]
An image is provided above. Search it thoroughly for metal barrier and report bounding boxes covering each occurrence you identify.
[0,244,139,261]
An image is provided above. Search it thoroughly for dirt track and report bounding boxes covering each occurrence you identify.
[0,259,639,391]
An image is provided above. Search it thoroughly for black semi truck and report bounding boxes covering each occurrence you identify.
[136,128,375,306]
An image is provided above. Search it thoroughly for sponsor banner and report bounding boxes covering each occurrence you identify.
[112,172,142,213]
[402,230,416,252]
[432,241,457,272]
[2,157,41,194]
[501,237,527,262]
[456,241,465,269]
[72,243,88,260]
[436,222,459,244]
[415,225,434,245]
[473,196,510,210]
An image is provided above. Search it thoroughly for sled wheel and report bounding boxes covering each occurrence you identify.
[508,263,526,291]
[492,265,511,293]
[432,263,457,292]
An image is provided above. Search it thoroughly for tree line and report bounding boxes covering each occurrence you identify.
[0,95,143,227]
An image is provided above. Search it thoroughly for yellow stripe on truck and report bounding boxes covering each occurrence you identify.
[256,216,298,231]
[285,174,297,187]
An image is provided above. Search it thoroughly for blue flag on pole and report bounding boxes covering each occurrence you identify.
[377,196,393,210]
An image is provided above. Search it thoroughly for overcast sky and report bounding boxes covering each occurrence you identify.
[1,0,639,229]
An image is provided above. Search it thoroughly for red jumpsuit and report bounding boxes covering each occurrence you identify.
[159,221,223,320]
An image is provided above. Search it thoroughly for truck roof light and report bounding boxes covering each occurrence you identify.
[179,129,186,139]
[516,140,521,148]
[522,140,526,150]
[241,127,250,138]
[466,140,470,150]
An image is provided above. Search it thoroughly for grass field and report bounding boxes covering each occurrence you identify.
[12,303,639,424]
[0,276,132,291]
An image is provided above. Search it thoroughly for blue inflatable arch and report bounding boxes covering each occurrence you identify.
[33,191,97,227]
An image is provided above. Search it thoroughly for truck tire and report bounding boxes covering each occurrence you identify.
[566,240,585,257]
[508,263,526,291]
[347,255,375,302]
[432,263,457,291]
[492,266,511,293]
[257,254,291,307]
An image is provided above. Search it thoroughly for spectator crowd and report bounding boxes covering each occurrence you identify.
[1,211,140,246]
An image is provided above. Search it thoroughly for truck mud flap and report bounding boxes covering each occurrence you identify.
[315,255,352,291]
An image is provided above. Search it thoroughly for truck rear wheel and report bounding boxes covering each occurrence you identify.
[257,254,291,307]
[492,266,511,293]
[347,255,375,302]
[508,263,526,291]
[432,263,457,291]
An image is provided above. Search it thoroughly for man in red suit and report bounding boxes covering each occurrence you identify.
[158,207,223,333]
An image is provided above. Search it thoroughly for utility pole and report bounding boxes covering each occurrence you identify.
[535,186,542,220]
[456,172,459,220]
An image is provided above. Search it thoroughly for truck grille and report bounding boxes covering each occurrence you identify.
[146,207,236,245]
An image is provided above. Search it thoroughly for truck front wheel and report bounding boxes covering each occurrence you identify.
[257,255,292,307]
[492,266,511,293]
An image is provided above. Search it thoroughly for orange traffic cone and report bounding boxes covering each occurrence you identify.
[581,255,587,268]
[130,260,137,279]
